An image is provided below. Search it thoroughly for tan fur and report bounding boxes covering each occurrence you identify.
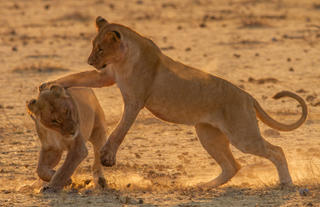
[27,85,107,192]
[41,17,308,188]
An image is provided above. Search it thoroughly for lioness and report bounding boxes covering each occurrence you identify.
[27,85,107,192]
[41,17,307,188]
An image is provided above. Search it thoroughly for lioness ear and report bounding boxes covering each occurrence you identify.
[27,99,39,114]
[96,16,108,31]
[106,31,121,42]
[50,85,69,98]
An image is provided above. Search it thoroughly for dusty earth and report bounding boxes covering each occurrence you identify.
[1,0,320,206]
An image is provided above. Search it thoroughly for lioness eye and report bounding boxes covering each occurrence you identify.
[51,119,62,125]
[98,47,103,55]
[51,119,59,125]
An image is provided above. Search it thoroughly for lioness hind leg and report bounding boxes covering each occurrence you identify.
[227,119,293,186]
[90,127,107,188]
[195,123,241,188]
[233,136,292,185]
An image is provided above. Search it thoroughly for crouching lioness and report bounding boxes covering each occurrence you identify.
[41,17,308,188]
[27,85,107,192]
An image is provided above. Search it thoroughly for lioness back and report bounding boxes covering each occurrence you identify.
[66,87,106,140]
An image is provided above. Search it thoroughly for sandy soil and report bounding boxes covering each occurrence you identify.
[1,0,320,206]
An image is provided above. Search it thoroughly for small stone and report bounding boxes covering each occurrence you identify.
[289,67,294,72]
[44,4,50,10]
[12,46,18,52]
[185,47,191,52]
[296,89,307,93]
[299,188,310,196]
[199,23,206,28]
[10,30,16,35]
[135,153,141,158]
[234,53,241,58]
[13,3,20,9]
[306,95,316,102]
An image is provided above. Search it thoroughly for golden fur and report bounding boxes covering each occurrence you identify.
[41,16,307,188]
[27,85,107,192]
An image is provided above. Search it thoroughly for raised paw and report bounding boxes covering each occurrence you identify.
[100,143,117,167]
[100,150,116,167]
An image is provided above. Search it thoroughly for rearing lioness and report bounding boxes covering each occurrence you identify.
[42,17,307,188]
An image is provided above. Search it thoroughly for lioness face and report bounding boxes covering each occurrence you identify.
[88,17,123,70]
[27,86,78,137]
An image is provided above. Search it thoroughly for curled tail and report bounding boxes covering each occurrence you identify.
[254,91,308,131]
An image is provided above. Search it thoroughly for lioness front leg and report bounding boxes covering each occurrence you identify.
[43,136,88,192]
[89,127,107,188]
[39,69,115,91]
[100,104,142,167]
[37,148,62,182]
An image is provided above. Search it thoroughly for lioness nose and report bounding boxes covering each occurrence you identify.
[88,58,94,66]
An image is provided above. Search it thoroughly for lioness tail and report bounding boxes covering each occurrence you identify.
[254,91,307,131]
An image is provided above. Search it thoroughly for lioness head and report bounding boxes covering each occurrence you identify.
[88,16,125,70]
[27,85,78,137]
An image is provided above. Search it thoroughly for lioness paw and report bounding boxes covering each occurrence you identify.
[100,152,116,167]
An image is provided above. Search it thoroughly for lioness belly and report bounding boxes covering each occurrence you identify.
[145,82,214,125]
[145,62,244,125]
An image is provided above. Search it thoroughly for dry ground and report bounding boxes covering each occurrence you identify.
[1,0,320,206]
